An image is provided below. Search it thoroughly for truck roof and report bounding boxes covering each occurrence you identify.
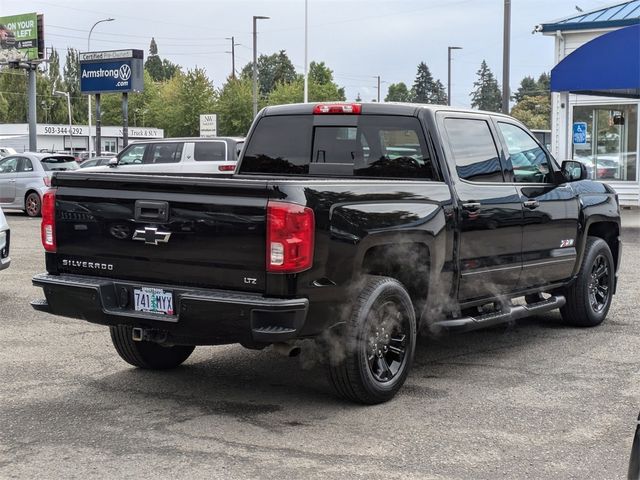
[262,102,515,120]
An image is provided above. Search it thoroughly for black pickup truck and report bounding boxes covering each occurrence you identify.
[32,103,621,404]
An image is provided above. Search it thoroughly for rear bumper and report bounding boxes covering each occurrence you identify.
[32,273,308,345]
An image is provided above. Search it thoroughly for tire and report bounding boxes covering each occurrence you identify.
[327,275,417,404]
[560,237,614,327]
[25,192,41,217]
[109,325,195,369]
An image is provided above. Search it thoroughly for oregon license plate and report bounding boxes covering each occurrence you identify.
[134,287,174,315]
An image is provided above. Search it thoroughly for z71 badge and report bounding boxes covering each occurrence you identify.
[560,239,575,248]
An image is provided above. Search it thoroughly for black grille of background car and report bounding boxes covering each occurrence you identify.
[1,230,9,259]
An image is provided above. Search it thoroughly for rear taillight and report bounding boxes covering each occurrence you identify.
[313,103,361,115]
[266,201,314,273]
[43,176,51,187]
[41,189,56,252]
[218,164,236,172]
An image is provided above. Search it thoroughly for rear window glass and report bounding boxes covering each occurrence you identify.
[444,118,503,183]
[194,142,227,161]
[241,115,436,179]
[41,156,79,171]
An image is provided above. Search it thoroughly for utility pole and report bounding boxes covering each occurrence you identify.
[225,36,240,78]
[28,65,37,151]
[376,76,381,103]
[502,0,511,114]
[252,15,270,117]
[447,46,462,106]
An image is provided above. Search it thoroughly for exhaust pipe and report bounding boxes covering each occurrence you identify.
[272,342,301,358]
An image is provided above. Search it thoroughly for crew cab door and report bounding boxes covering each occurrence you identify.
[493,120,579,287]
[439,113,523,302]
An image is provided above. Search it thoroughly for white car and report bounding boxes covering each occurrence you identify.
[82,137,244,175]
[0,147,17,158]
[0,207,10,271]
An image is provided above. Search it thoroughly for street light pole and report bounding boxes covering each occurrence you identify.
[225,36,240,79]
[87,17,114,157]
[502,0,511,114]
[252,15,270,117]
[447,46,462,106]
[54,90,74,156]
[303,0,309,103]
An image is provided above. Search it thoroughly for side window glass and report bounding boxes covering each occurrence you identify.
[18,158,34,172]
[0,157,18,174]
[118,145,147,165]
[498,122,551,183]
[194,142,226,161]
[149,143,183,164]
[444,118,504,182]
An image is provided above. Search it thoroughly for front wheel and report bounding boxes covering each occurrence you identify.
[110,325,195,369]
[560,237,615,327]
[327,275,417,404]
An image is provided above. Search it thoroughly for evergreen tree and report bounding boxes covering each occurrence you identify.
[355,92,362,102]
[385,82,411,102]
[470,60,502,112]
[145,38,179,82]
[62,48,87,124]
[411,62,435,103]
[431,79,448,105]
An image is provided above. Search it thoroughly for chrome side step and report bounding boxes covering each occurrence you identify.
[431,295,566,333]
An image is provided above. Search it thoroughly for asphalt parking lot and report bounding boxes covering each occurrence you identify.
[1,210,639,479]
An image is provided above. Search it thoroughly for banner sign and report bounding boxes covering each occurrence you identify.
[0,12,43,61]
[200,114,218,137]
[79,49,144,94]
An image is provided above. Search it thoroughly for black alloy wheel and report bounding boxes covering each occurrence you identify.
[366,300,410,383]
[327,275,417,404]
[588,254,611,314]
[560,236,614,327]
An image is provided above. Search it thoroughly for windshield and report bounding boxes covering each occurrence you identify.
[40,156,79,171]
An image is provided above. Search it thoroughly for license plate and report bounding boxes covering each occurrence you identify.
[134,287,174,315]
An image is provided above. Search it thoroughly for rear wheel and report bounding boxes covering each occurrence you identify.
[109,325,195,369]
[327,275,416,404]
[25,192,41,217]
[560,237,614,327]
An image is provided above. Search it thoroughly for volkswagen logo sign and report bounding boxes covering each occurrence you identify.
[118,64,132,81]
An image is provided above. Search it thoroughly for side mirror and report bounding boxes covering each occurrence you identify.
[561,160,588,182]
[107,157,119,168]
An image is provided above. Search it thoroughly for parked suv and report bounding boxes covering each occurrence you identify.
[82,137,244,174]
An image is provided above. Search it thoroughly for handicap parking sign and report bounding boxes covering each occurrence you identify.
[573,122,587,145]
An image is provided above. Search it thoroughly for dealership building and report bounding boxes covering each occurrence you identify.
[539,1,640,206]
[0,123,164,154]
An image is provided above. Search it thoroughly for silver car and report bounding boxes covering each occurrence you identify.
[0,152,78,217]
[0,207,10,271]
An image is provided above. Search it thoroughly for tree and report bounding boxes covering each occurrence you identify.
[215,77,254,136]
[470,60,502,112]
[510,95,551,130]
[411,62,435,103]
[241,50,297,98]
[385,82,411,102]
[431,79,448,105]
[513,75,538,103]
[62,48,87,124]
[145,38,180,82]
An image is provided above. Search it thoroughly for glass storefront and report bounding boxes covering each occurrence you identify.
[572,103,638,182]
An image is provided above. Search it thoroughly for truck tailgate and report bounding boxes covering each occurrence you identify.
[51,172,269,293]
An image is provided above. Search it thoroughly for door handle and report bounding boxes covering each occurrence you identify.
[462,202,481,212]
[523,200,540,209]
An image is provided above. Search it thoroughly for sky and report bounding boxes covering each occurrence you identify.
[0,0,615,107]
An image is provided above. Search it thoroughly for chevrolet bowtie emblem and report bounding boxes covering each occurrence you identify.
[132,227,171,245]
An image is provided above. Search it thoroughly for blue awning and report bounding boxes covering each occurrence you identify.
[550,24,640,98]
